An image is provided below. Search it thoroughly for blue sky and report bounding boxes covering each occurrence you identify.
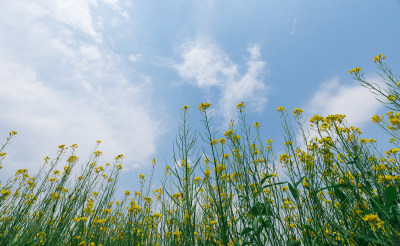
[1,0,400,197]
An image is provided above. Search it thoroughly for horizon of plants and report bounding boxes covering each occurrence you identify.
[0,54,400,245]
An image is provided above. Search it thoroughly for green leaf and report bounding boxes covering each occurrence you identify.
[355,233,386,245]
[286,239,301,246]
[333,187,348,205]
[263,181,287,189]
[260,174,273,185]
[369,196,384,212]
[249,202,273,216]
[240,227,253,235]
[383,185,398,210]
[288,182,299,201]
[252,217,261,233]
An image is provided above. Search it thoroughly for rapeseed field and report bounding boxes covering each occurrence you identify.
[1,54,399,245]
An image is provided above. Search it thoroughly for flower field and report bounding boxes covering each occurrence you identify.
[1,54,400,245]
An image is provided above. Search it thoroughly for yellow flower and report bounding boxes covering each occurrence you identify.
[371,115,384,123]
[198,102,211,112]
[362,214,384,229]
[387,95,397,101]
[309,115,325,126]
[125,190,131,196]
[93,151,103,157]
[115,154,124,160]
[194,177,201,182]
[67,155,79,163]
[270,173,278,178]
[173,230,182,237]
[373,54,386,63]
[359,138,377,144]
[153,213,162,219]
[292,108,303,116]
[58,144,65,149]
[253,122,260,128]
[205,169,211,177]
[210,139,218,145]
[236,102,245,109]
[277,106,285,112]
[223,153,229,159]
[180,105,189,111]
[348,67,362,74]
[9,131,18,136]
[232,135,241,141]
[1,189,11,197]
[140,174,145,179]
[219,138,226,144]
[237,102,245,112]
[279,153,291,164]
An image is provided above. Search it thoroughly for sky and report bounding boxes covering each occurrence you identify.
[1,0,400,198]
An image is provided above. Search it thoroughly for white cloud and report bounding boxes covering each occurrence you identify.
[174,37,238,89]
[1,0,128,44]
[128,53,144,62]
[293,76,384,148]
[47,0,101,41]
[305,77,383,127]
[80,44,102,60]
[174,37,268,123]
[0,1,164,178]
[291,17,298,35]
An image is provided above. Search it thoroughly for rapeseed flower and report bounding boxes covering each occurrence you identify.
[292,108,303,116]
[198,102,211,112]
[348,67,362,74]
[237,102,245,112]
[372,53,386,63]
[277,106,285,112]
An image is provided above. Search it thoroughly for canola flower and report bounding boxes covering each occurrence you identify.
[348,67,362,74]
[373,53,386,63]
[198,102,211,112]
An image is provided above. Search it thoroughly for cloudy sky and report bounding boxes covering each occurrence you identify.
[1,0,399,197]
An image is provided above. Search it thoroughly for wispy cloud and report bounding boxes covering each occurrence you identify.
[304,77,383,127]
[174,37,268,124]
[128,53,144,62]
[0,1,164,176]
[295,76,384,147]
[291,17,297,35]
